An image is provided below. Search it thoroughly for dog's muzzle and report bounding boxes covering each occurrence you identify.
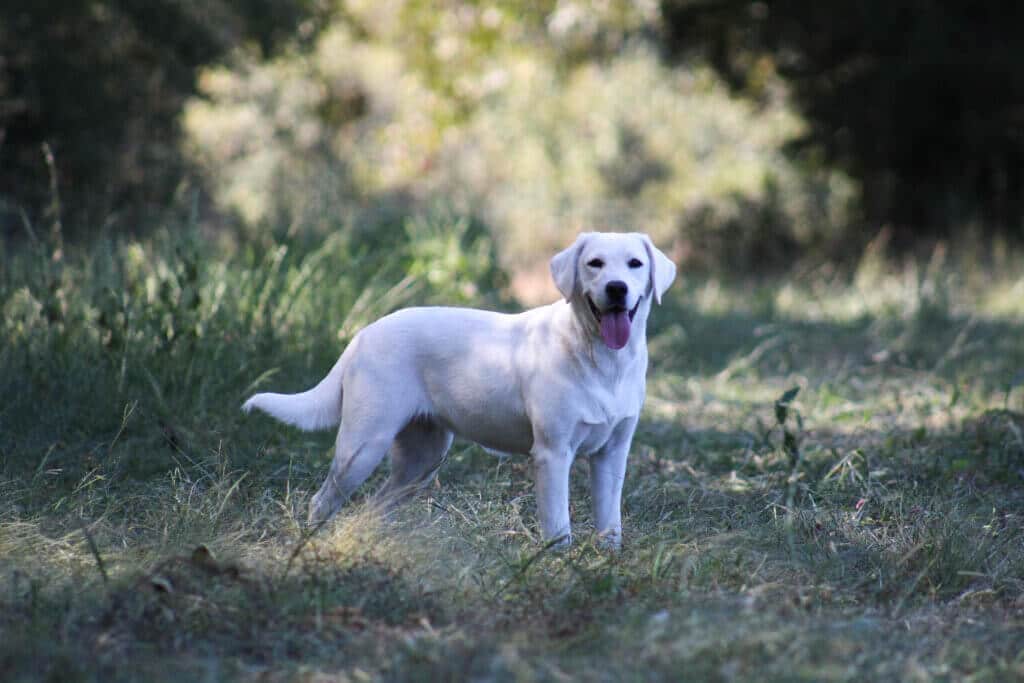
[587,295,641,350]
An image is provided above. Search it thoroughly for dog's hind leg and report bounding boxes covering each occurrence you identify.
[375,417,453,507]
[307,391,414,527]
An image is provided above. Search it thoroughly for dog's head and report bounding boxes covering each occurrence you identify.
[550,232,676,350]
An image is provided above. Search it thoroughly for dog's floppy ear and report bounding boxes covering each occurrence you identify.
[641,235,677,305]
[550,233,591,301]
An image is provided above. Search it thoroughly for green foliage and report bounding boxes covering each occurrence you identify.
[662,0,1024,238]
[4,2,1024,675]
[0,0,326,233]
[0,209,502,488]
[6,0,1023,261]
[3,225,1024,680]
[183,13,856,272]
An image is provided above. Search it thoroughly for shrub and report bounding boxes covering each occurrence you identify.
[183,15,857,275]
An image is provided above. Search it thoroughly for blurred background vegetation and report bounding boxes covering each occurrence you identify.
[4,6,1024,679]
[4,1,1021,281]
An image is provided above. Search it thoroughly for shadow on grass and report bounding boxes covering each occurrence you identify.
[619,404,1024,608]
[650,297,1024,392]
[0,538,452,682]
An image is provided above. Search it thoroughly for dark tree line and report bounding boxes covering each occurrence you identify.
[662,0,1024,242]
[0,0,324,236]
[3,1,1024,244]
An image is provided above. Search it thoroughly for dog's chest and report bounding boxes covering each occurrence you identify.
[584,357,644,414]
[574,420,620,455]
[572,378,643,454]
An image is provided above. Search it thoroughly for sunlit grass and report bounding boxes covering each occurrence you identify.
[2,223,1023,681]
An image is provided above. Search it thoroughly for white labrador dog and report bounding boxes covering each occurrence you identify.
[243,231,675,547]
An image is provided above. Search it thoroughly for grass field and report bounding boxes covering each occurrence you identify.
[2,219,1023,681]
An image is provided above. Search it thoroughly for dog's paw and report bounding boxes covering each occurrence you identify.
[543,533,573,551]
[307,490,342,529]
[595,529,622,552]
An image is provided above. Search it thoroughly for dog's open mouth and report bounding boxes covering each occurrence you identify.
[587,296,641,350]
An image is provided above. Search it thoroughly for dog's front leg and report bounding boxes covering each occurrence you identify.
[532,443,574,547]
[590,416,638,550]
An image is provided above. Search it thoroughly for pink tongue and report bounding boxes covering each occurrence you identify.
[599,311,631,350]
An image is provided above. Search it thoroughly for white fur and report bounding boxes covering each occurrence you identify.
[242,231,676,548]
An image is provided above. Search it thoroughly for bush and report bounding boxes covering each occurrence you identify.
[183,14,857,275]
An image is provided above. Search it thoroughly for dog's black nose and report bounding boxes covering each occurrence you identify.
[605,280,628,304]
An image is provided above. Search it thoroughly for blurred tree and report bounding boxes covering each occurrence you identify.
[661,0,1024,242]
[0,0,326,237]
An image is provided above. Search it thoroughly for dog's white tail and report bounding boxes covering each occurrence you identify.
[242,355,345,431]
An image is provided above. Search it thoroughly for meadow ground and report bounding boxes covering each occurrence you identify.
[2,222,1023,681]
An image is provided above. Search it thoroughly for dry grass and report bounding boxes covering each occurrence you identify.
[2,226,1024,681]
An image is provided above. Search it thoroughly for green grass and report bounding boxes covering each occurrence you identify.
[2,221,1024,681]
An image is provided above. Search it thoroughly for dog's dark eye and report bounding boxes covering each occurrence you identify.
[587,258,605,268]
[628,258,643,268]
